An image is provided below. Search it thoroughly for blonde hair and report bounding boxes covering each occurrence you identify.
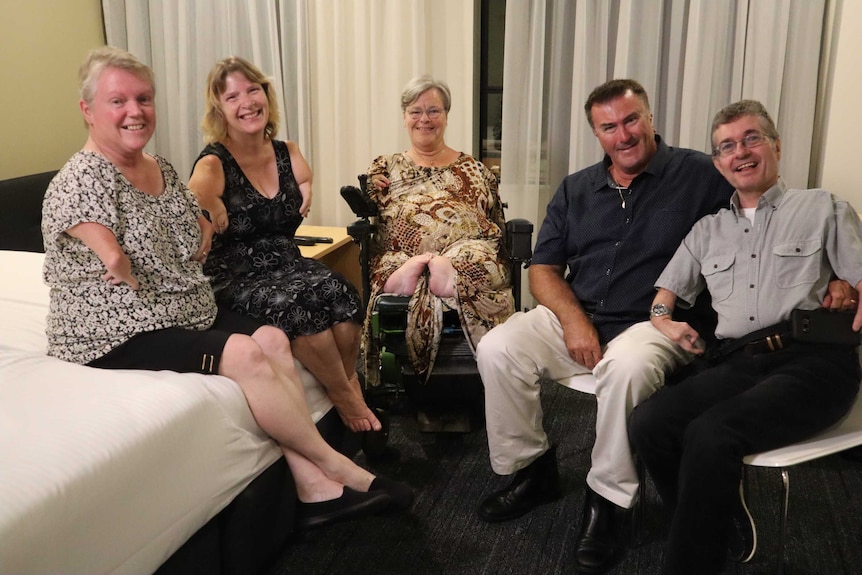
[201,57,280,144]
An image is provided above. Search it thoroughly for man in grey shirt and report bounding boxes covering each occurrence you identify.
[629,99,862,575]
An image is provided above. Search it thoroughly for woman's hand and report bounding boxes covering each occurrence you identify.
[101,252,140,290]
[299,183,312,217]
[370,174,390,190]
[193,214,214,263]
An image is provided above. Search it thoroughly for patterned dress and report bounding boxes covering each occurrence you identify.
[363,152,514,383]
[197,140,361,339]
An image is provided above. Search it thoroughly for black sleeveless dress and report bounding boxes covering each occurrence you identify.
[196,140,360,339]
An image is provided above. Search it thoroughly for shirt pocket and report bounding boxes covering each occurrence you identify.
[702,254,735,302]
[773,239,822,288]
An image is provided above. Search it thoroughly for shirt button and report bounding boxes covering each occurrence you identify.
[750,316,755,321]
[605,269,611,276]
[744,229,749,233]
[750,284,754,288]
[795,248,801,253]
[751,254,757,259]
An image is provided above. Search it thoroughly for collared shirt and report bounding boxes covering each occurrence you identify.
[532,135,733,344]
[657,179,862,339]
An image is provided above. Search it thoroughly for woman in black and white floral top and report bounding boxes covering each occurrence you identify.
[41,46,412,529]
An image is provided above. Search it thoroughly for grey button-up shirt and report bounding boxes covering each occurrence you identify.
[656,179,862,340]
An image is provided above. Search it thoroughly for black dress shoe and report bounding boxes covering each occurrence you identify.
[574,487,622,574]
[477,445,561,522]
[296,487,391,530]
[370,476,414,511]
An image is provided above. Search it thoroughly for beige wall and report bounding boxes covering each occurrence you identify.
[0,0,104,179]
[820,0,862,209]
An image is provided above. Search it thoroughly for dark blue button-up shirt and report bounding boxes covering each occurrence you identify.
[532,135,733,344]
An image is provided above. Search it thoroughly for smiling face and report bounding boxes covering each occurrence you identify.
[590,90,657,178]
[403,88,448,150]
[712,114,781,198]
[218,71,269,139]
[80,66,155,160]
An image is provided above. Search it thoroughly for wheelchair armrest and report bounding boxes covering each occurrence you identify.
[374,294,411,315]
[347,218,374,242]
[506,218,533,263]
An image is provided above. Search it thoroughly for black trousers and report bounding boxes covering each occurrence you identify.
[628,342,860,575]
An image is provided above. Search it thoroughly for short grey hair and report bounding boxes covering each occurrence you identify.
[79,46,155,104]
[400,75,452,112]
[710,99,780,148]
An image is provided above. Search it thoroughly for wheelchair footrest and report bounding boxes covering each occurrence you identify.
[416,409,477,433]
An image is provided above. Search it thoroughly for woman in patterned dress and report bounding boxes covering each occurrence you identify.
[42,47,411,528]
[363,76,515,384]
[189,57,380,433]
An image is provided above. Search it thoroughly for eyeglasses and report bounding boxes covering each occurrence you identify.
[713,131,770,158]
[406,107,444,120]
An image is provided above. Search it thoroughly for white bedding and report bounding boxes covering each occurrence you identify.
[0,250,333,574]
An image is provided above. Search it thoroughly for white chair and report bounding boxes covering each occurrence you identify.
[743,390,862,575]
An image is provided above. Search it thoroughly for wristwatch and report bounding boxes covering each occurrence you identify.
[650,303,671,318]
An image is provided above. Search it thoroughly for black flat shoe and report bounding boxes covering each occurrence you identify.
[296,487,391,530]
[370,476,414,511]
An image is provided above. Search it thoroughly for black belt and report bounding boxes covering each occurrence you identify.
[708,322,794,361]
[741,331,793,355]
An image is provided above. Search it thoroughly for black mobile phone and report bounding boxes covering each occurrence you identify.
[791,309,859,345]
[295,235,333,243]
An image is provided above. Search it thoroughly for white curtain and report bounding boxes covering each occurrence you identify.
[305,0,475,225]
[501,0,832,229]
[101,0,475,227]
[102,0,298,183]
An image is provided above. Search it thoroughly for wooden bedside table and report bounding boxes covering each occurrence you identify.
[296,225,361,296]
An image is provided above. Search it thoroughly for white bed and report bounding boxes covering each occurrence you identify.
[0,250,333,574]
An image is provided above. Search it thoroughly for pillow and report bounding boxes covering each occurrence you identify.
[0,251,49,353]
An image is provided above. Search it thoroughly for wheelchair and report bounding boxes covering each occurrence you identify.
[341,178,534,439]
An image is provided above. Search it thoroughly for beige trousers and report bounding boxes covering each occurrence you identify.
[477,305,692,509]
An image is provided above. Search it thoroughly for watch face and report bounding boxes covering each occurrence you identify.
[651,303,670,317]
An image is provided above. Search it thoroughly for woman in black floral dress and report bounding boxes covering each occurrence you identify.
[189,57,380,433]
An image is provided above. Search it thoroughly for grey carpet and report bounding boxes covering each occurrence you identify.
[268,383,862,575]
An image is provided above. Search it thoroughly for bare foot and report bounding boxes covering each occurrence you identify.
[383,253,433,294]
[427,255,456,297]
[332,374,382,433]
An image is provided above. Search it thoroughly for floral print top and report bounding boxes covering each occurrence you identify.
[42,151,216,364]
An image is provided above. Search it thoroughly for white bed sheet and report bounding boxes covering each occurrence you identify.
[0,250,333,574]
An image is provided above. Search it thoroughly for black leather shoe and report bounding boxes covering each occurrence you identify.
[728,480,757,563]
[296,487,391,530]
[574,487,622,574]
[477,445,561,522]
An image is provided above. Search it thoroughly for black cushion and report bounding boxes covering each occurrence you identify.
[0,170,57,253]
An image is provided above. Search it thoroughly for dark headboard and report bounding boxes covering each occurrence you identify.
[0,171,56,253]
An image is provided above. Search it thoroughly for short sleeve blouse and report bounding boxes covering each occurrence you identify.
[42,151,217,364]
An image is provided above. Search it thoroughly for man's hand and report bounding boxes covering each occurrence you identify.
[823,279,858,311]
[561,314,603,370]
[652,316,704,354]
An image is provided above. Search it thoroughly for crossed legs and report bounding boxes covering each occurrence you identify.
[219,325,377,501]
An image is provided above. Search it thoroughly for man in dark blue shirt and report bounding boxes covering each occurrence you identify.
[475,79,733,574]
